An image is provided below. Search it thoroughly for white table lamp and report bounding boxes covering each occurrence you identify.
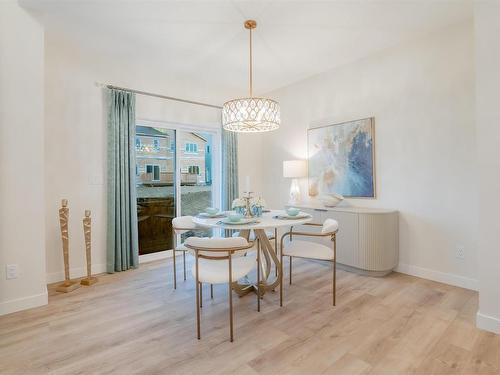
[283,160,307,205]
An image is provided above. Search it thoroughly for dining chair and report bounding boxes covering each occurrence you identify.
[184,236,255,342]
[279,218,339,306]
[171,216,206,290]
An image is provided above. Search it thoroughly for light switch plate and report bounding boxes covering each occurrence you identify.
[89,174,103,185]
[6,264,18,279]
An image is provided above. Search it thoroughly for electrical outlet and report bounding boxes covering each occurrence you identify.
[6,264,18,279]
[456,246,465,260]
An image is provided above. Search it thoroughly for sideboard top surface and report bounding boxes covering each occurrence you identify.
[287,203,397,215]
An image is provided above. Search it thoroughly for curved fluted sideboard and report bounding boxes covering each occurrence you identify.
[286,204,399,276]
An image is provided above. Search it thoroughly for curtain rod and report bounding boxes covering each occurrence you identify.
[95,82,222,110]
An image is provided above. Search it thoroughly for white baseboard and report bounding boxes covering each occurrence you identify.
[0,289,48,316]
[396,263,478,291]
[477,311,500,334]
[139,250,172,264]
[46,263,107,284]
[46,252,173,284]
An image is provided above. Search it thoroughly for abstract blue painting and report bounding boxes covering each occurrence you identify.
[308,118,375,198]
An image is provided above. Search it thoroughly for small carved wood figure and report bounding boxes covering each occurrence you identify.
[56,199,80,293]
[81,210,97,286]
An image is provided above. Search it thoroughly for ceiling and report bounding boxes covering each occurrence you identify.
[22,0,473,100]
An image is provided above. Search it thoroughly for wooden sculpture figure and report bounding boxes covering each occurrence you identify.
[56,199,80,292]
[81,210,98,286]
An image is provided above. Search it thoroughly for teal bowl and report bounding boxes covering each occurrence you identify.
[205,207,219,215]
[286,207,300,216]
[228,213,243,222]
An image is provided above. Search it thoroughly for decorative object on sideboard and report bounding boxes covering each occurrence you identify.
[56,199,80,293]
[283,160,307,205]
[81,210,98,286]
[222,20,280,133]
[320,193,344,207]
[308,117,375,198]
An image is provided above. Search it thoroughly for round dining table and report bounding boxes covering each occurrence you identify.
[192,210,312,297]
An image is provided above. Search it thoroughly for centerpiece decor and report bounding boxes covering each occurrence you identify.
[231,194,266,218]
[222,20,280,133]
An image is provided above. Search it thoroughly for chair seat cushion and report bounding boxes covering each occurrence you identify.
[282,240,334,261]
[192,255,256,284]
[232,230,274,241]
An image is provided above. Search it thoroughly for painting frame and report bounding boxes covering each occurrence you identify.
[307,117,376,199]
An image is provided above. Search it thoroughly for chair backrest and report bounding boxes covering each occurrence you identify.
[184,236,250,258]
[172,216,198,235]
[321,218,339,235]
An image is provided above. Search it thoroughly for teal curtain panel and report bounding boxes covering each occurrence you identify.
[221,129,239,211]
[106,89,139,272]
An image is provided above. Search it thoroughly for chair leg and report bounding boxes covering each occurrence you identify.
[173,248,177,290]
[195,253,200,339]
[257,239,261,312]
[183,251,186,281]
[333,260,336,306]
[228,253,234,342]
[280,247,283,307]
[333,236,337,307]
[199,282,203,308]
[289,256,292,285]
[210,284,214,299]
[274,228,278,277]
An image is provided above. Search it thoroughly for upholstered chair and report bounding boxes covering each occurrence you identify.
[184,236,255,342]
[171,216,206,289]
[280,219,339,306]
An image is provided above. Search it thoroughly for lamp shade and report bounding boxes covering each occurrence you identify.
[283,160,307,178]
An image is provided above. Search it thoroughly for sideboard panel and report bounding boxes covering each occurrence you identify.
[323,211,358,268]
[289,204,399,276]
[357,213,399,272]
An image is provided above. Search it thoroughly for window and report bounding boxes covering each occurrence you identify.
[136,137,142,151]
[146,164,160,181]
[170,142,175,152]
[185,143,198,154]
[188,166,200,175]
[153,139,160,152]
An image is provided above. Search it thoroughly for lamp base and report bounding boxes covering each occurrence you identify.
[288,179,301,206]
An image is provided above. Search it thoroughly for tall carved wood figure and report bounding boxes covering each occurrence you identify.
[56,199,80,293]
[81,210,98,286]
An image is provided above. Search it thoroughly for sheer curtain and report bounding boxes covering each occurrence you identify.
[106,89,139,272]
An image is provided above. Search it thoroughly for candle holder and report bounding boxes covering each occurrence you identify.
[242,191,254,218]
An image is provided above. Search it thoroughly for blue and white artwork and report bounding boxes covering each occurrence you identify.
[308,118,375,198]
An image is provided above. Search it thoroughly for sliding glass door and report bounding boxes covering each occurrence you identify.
[135,124,220,255]
[179,130,215,240]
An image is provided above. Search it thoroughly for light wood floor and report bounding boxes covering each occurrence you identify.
[1,257,499,375]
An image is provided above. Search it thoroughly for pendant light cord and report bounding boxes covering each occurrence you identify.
[249,26,253,98]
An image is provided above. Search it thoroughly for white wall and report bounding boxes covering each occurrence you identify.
[249,21,477,289]
[44,33,222,283]
[238,134,265,197]
[0,2,47,314]
[475,1,500,334]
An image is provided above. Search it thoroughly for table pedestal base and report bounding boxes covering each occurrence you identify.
[232,229,281,297]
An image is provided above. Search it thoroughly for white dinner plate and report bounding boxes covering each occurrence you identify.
[274,213,311,220]
[198,212,225,218]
